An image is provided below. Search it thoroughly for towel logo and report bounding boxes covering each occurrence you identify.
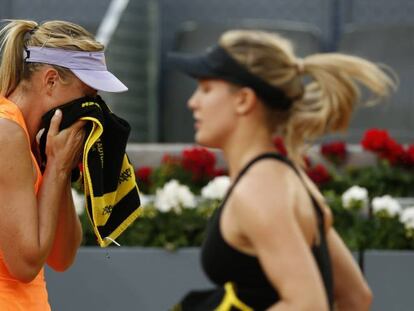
[91,139,104,167]
[82,101,101,109]
[102,205,113,216]
[118,167,132,185]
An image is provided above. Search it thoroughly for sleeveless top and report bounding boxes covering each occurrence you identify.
[0,97,50,311]
[201,153,334,310]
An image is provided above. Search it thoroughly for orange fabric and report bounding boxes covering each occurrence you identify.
[0,97,50,310]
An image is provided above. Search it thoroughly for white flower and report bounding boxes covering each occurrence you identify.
[71,188,85,215]
[154,180,196,212]
[372,195,402,217]
[201,176,231,200]
[341,186,369,211]
[400,207,414,230]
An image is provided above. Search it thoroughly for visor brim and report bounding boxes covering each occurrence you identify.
[168,52,219,79]
[72,70,128,93]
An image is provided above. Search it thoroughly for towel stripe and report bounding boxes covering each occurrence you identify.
[96,187,141,238]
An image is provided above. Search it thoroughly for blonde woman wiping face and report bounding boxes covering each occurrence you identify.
[0,20,127,310]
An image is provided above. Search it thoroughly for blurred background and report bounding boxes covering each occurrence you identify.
[1,0,413,145]
[0,0,414,143]
[1,2,414,310]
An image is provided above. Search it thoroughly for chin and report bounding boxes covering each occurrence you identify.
[195,133,220,149]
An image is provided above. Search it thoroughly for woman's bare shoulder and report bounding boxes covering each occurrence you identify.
[234,158,298,199]
[0,118,27,145]
[230,159,299,222]
[0,119,30,165]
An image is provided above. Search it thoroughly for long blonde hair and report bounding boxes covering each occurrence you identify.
[0,20,104,96]
[219,30,396,162]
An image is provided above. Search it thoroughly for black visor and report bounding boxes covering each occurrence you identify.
[168,45,292,110]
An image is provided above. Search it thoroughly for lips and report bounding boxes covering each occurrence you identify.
[193,116,201,129]
[194,121,201,130]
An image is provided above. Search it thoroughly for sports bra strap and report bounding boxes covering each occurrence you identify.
[225,152,325,230]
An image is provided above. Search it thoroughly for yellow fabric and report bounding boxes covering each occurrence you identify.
[215,283,253,311]
[81,115,141,247]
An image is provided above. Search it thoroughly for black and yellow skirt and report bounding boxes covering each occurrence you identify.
[172,282,253,311]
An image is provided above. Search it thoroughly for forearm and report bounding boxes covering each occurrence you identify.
[35,164,72,265]
[47,180,83,271]
[328,229,372,311]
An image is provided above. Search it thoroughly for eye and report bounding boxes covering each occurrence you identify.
[199,82,211,93]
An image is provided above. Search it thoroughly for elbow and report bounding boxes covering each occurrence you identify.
[352,284,373,310]
[337,283,373,310]
[15,271,40,284]
[7,247,49,283]
[47,231,82,272]
[8,261,43,283]
[47,246,80,272]
[48,257,75,272]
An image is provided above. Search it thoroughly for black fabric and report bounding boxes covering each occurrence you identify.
[168,45,292,110]
[39,95,129,191]
[39,95,141,246]
[195,152,333,310]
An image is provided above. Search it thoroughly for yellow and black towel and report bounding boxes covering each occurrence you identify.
[39,95,141,247]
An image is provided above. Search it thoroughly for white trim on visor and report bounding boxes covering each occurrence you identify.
[24,46,128,93]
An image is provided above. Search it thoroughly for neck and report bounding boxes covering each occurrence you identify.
[7,86,43,146]
[221,122,276,181]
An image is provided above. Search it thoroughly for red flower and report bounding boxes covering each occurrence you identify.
[135,166,152,185]
[321,141,347,163]
[181,147,216,181]
[273,136,287,156]
[361,129,390,152]
[361,129,404,165]
[306,164,331,185]
[383,139,404,164]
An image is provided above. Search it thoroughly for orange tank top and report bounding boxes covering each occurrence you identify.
[0,97,50,311]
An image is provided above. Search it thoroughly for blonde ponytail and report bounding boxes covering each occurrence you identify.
[0,20,38,96]
[285,54,396,160]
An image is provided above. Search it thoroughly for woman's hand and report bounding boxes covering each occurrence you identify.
[45,109,86,174]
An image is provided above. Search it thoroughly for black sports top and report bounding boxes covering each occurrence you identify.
[201,153,334,310]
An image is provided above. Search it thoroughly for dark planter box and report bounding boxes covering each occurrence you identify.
[364,250,414,311]
[45,247,212,311]
[46,247,409,311]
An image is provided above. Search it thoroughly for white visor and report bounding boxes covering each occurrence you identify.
[24,46,128,93]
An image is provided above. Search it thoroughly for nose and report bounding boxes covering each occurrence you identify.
[187,90,198,111]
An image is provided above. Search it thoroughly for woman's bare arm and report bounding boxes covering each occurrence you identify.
[328,229,372,310]
[46,179,83,271]
[0,111,84,282]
